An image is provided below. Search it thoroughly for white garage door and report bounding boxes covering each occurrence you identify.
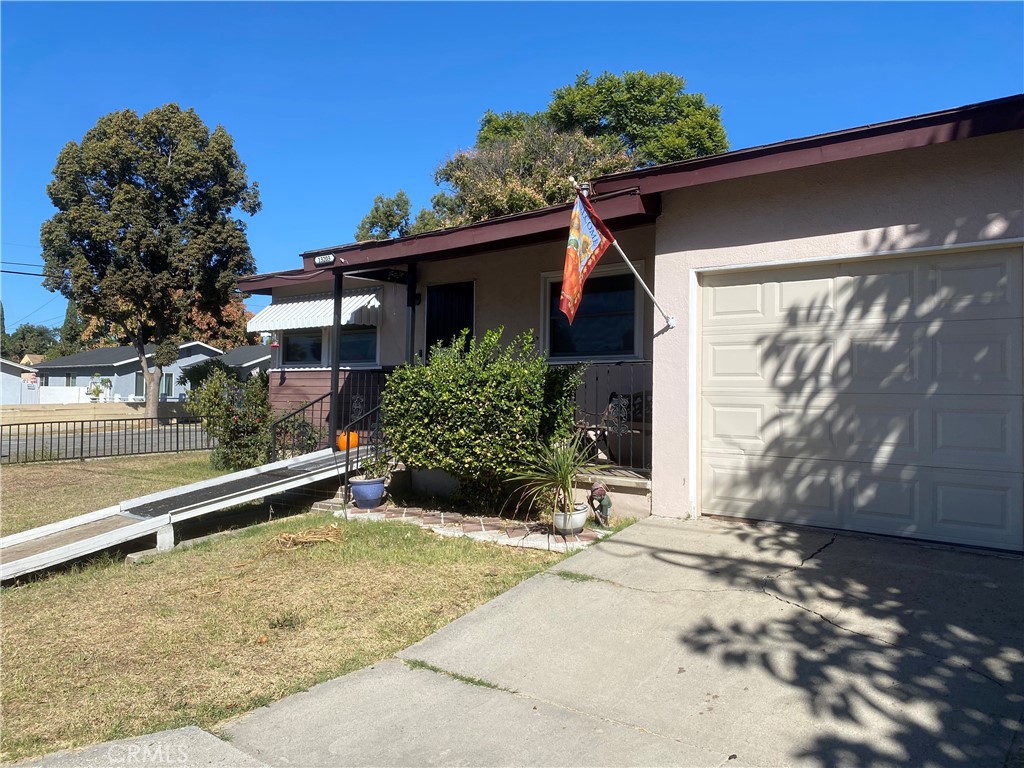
[700,247,1023,551]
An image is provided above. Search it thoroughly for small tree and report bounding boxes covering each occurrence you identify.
[381,328,585,511]
[184,368,270,470]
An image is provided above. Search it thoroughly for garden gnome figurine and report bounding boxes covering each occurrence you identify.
[588,481,612,527]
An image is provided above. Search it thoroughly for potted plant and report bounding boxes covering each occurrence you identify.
[350,451,392,509]
[509,432,593,535]
[86,375,111,402]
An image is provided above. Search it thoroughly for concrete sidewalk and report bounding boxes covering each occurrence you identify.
[23,517,1024,767]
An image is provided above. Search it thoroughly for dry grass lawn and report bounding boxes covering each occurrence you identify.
[0,513,562,762]
[0,453,227,535]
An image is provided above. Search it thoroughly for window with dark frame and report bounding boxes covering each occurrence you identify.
[337,325,377,365]
[282,330,323,365]
[548,272,637,359]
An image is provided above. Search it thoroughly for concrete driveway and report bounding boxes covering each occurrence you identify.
[24,516,1023,768]
[222,516,1023,767]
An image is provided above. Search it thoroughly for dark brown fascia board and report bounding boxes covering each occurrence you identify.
[238,268,322,295]
[593,94,1024,196]
[299,190,658,273]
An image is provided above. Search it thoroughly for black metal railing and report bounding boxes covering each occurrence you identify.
[572,361,653,472]
[338,404,386,504]
[269,371,386,461]
[0,417,213,465]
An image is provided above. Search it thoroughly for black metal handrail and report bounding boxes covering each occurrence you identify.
[337,404,386,507]
[270,392,332,461]
[0,417,213,465]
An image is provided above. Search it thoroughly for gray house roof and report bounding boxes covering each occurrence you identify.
[35,342,223,370]
[219,345,272,368]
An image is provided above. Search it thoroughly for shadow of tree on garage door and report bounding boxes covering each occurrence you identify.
[691,213,1023,765]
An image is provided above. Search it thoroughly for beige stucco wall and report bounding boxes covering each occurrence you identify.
[413,225,656,359]
[651,131,1024,519]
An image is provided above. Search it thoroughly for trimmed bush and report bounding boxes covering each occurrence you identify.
[382,328,585,511]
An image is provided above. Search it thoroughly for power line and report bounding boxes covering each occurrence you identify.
[0,268,45,278]
[2,261,44,268]
[10,295,59,325]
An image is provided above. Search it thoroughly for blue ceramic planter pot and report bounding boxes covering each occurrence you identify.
[351,477,386,509]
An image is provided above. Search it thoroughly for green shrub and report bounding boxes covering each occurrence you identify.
[381,328,585,511]
[185,369,270,470]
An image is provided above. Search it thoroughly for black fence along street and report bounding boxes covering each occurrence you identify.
[0,418,214,464]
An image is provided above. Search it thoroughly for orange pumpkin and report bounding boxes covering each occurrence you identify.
[337,431,359,451]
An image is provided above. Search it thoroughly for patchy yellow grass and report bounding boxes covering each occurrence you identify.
[0,514,561,761]
[0,453,227,535]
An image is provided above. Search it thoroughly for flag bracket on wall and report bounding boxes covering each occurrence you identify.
[562,178,676,330]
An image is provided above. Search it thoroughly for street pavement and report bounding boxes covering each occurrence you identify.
[19,516,1024,767]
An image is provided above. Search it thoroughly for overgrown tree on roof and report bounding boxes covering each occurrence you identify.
[357,70,728,235]
[40,104,261,417]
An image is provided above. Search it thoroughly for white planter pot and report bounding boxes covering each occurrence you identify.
[553,502,589,535]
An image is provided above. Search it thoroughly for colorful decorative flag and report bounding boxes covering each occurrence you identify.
[560,191,615,324]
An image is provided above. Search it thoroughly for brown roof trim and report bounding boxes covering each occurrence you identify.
[594,94,1024,196]
[303,189,659,272]
[238,268,327,295]
[247,94,1021,289]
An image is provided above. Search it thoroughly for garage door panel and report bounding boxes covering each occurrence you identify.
[702,454,841,527]
[700,247,1023,551]
[921,250,1021,320]
[930,319,1021,393]
[703,281,769,326]
[840,263,917,324]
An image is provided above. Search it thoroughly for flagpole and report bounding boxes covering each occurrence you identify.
[568,176,676,330]
[609,239,676,329]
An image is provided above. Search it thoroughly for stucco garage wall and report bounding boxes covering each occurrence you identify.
[651,131,1024,520]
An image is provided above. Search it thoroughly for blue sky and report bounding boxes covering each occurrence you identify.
[2,1,1022,334]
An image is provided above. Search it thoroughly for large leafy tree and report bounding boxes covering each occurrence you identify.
[354,190,413,241]
[40,104,261,416]
[547,70,728,165]
[6,324,58,360]
[359,69,727,235]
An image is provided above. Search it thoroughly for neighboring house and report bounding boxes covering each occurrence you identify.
[1,358,38,405]
[19,354,45,367]
[34,342,223,402]
[217,345,273,379]
[241,95,1023,553]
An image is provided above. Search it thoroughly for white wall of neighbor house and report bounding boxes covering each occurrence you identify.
[651,131,1024,524]
[412,225,657,359]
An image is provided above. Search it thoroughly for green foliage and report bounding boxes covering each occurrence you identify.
[40,103,260,416]
[0,302,7,355]
[184,369,270,470]
[354,190,412,241]
[176,357,240,390]
[5,324,58,360]
[358,69,727,235]
[273,414,324,458]
[381,328,583,511]
[423,121,631,228]
[507,432,593,520]
[547,70,729,165]
[58,301,87,356]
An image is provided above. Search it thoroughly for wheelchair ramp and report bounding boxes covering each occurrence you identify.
[1,448,367,581]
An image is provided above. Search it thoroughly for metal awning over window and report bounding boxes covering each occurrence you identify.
[247,290,381,333]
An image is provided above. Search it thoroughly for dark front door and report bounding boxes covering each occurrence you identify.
[426,281,474,355]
